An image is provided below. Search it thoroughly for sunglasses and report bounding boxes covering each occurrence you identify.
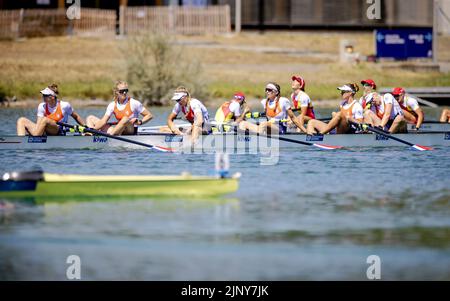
[117,89,128,95]
[363,84,372,87]
[265,89,274,93]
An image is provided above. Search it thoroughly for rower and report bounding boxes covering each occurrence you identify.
[165,86,210,142]
[440,108,450,123]
[359,79,379,110]
[290,75,315,133]
[214,92,249,132]
[86,81,153,135]
[16,84,85,136]
[392,87,424,131]
[307,83,364,135]
[363,93,407,133]
[238,82,304,135]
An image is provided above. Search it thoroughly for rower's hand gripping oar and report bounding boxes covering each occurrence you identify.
[351,122,433,151]
[245,110,331,122]
[57,122,173,152]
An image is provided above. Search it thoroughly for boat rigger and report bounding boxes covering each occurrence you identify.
[0,131,449,151]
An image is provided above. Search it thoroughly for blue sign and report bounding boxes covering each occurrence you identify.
[376,28,433,60]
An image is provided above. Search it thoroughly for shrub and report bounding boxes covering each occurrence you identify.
[123,33,208,106]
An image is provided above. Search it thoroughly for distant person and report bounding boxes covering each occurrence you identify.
[289,75,315,133]
[439,108,450,123]
[86,81,153,135]
[214,92,249,132]
[238,82,304,135]
[164,86,210,143]
[16,84,85,136]
[359,79,379,110]
[392,87,424,130]
[307,83,363,135]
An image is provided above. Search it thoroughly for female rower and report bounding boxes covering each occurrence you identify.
[164,86,210,142]
[392,87,424,130]
[306,83,364,135]
[359,79,379,110]
[214,92,249,132]
[238,82,304,135]
[86,81,153,135]
[16,84,85,136]
[363,93,407,133]
[290,75,315,133]
[440,108,450,123]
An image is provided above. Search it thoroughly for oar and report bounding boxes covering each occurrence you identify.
[57,122,173,152]
[350,121,433,151]
[260,133,342,150]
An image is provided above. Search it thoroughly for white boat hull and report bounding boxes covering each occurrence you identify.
[0,132,449,151]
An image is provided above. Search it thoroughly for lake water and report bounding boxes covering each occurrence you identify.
[0,106,449,280]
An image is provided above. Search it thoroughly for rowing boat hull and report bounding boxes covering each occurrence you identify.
[0,173,240,198]
[0,132,449,150]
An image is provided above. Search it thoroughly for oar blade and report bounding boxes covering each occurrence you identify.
[313,143,343,150]
[152,145,174,152]
[412,144,433,151]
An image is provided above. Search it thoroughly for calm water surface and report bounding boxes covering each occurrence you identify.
[0,107,449,280]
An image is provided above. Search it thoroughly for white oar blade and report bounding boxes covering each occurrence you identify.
[412,144,433,151]
[313,143,343,150]
[152,146,174,152]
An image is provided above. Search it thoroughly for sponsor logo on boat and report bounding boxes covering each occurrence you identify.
[237,135,251,142]
[445,132,450,140]
[306,134,324,142]
[27,136,47,143]
[375,134,389,141]
[93,136,108,143]
[165,136,183,143]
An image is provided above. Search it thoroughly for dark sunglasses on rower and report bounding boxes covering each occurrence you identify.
[118,89,128,95]
[265,89,274,93]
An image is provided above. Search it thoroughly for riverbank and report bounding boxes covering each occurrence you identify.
[1,31,450,105]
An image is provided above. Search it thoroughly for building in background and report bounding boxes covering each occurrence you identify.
[0,0,448,30]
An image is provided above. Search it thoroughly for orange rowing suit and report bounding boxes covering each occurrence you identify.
[44,101,64,122]
[113,98,133,121]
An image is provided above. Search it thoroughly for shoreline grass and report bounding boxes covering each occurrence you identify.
[1,33,449,107]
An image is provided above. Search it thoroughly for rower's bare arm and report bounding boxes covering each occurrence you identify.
[94,114,110,130]
[297,107,308,132]
[71,111,86,126]
[415,108,424,129]
[288,109,304,131]
[193,111,203,128]
[167,112,183,135]
[381,103,392,127]
[140,108,153,125]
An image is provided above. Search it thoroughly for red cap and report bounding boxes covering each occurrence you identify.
[233,92,245,101]
[392,87,405,96]
[292,75,306,89]
[361,79,377,89]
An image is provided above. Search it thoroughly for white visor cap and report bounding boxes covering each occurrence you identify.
[172,92,187,101]
[40,87,57,97]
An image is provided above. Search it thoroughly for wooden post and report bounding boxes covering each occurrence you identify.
[433,0,439,63]
[258,0,264,33]
[235,0,241,34]
[119,5,125,36]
